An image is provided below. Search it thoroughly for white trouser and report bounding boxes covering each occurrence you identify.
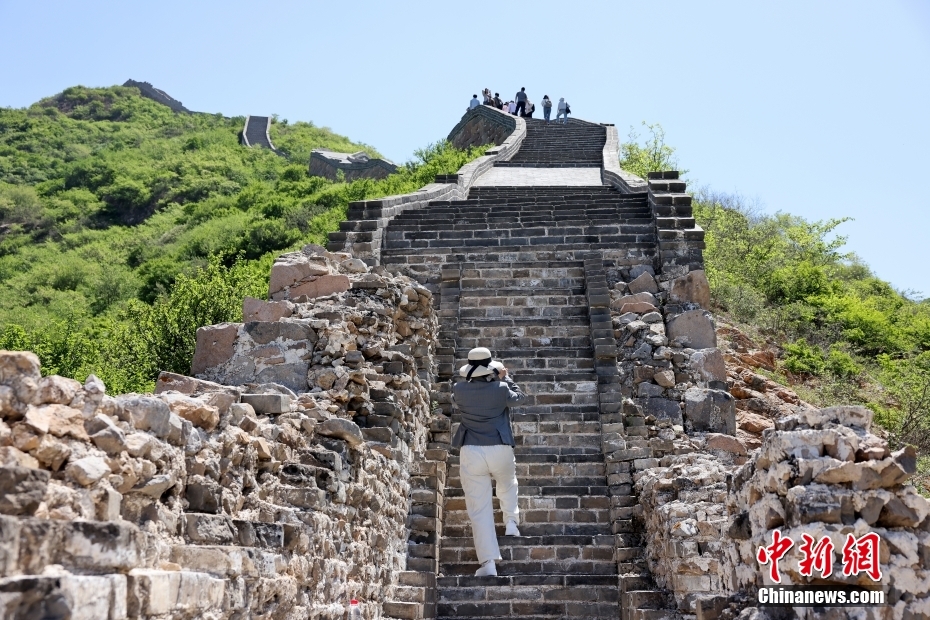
[459,444,519,564]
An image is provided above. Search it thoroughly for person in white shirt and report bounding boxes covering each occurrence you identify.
[508,100,516,114]
[469,95,481,110]
[556,98,569,124]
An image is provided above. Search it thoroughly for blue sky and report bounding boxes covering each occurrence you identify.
[2,1,929,296]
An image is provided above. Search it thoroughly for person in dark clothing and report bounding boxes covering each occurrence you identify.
[493,93,503,109]
[513,87,528,117]
[452,347,526,577]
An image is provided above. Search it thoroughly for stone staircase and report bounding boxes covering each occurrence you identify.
[437,260,620,618]
[372,115,690,619]
[380,185,655,268]
[494,118,605,168]
[241,115,278,151]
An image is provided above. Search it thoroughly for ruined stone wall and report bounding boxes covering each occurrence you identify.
[633,405,930,619]
[0,245,445,619]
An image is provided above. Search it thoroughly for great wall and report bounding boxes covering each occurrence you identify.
[0,104,927,620]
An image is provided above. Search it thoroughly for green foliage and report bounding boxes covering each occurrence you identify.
[872,352,930,452]
[783,339,826,376]
[0,85,487,390]
[619,122,687,179]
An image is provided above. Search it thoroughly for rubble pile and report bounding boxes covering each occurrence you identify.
[0,243,444,620]
[724,405,930,618]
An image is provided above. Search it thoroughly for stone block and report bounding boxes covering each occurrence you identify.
[666,310,716,349]
[286,275,351,300]
[240,394,290,414]
[669,270,711,308]
[59,574,126,620]
[640,397,683,425]
[627,272,659,295]
[184,513,237,544]
[0,466,49,515]
[0,575,68,620]
[127,569,224,616]
[242,296,294,322]
[190,323,240,375]
[317,418,364,448]
[268,254,330,296]
[66,456,110,486]
[689,348,726,384]
[684,388,735,434]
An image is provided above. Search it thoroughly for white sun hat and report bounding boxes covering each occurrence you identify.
[459,347,504,380]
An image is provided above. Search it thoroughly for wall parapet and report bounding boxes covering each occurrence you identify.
[328,106,526,265]
[601,124,649,193]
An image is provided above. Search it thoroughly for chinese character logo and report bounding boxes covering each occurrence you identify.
[757,529,794,583]
[842,533,882,582]
[798,533,834,578]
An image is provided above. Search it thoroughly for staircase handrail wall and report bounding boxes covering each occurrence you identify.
[601,124,649,193]
[328,106,526,265]
[263,116,278,152]
[241,115,253,147]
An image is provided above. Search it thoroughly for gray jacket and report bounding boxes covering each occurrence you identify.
[451,376,526,447]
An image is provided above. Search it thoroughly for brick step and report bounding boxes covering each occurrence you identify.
[512,405,601,416]
[421,206,645,215]
[380,244,656,264]
[437,600,620,620]
[390,214,651,225]
[458,284,588,295]
[459,267,585,277]
[446,475,608,489]
[445,482,608,498]
[457,298,589,310]
[438,574,616,588]
[445,465,607,483]
[384,235,656,250]
[387,225,654,238]
[429,195,644,203]
[448,438,604,458]
[441,534,613,548]
[450,361,595,377]
[440,543,616,566]
[456,316,590,329]
[439,559,617,577]
[456,336,591,350]
[454,316,592,328]
[442,522,612,538]
[458,306,589,319]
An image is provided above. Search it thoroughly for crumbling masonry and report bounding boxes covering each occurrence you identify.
[0,105,927,620]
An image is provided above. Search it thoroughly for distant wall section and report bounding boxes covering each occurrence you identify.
[122,80,190,113]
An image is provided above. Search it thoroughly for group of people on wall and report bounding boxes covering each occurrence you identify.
[468,88,571,124]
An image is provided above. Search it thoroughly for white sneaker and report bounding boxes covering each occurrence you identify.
[505,520,521,536]
[475,560,497,577]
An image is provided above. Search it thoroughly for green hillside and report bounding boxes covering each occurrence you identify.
[0,85,486,391]
[623,124,930,477]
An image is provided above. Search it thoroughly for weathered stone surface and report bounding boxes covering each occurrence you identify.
[268,254,331,296]
[158,393,220,431]
[619,301,658,315]
[242,296,294,322]
[640,397,684,424]
[0,467,49,515]
[190,323,240,375]
[317,418,364,447]
[653,370,676,388]
[669,270,711,308]
[690,349,726,384]
[736,411,773,434]
[118,396,172,438]
[667,310,717,349]
[0,446,39,469]
[154,372,242,400]
[287,275,351,300]
[35,376,82,406]
[628,271,659,295]
[684,388,736,434]
[705,433,747,456]
[66,456,110,486]
[34,405,88,441]
[241,393,290,414]
[0,351,41,384]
